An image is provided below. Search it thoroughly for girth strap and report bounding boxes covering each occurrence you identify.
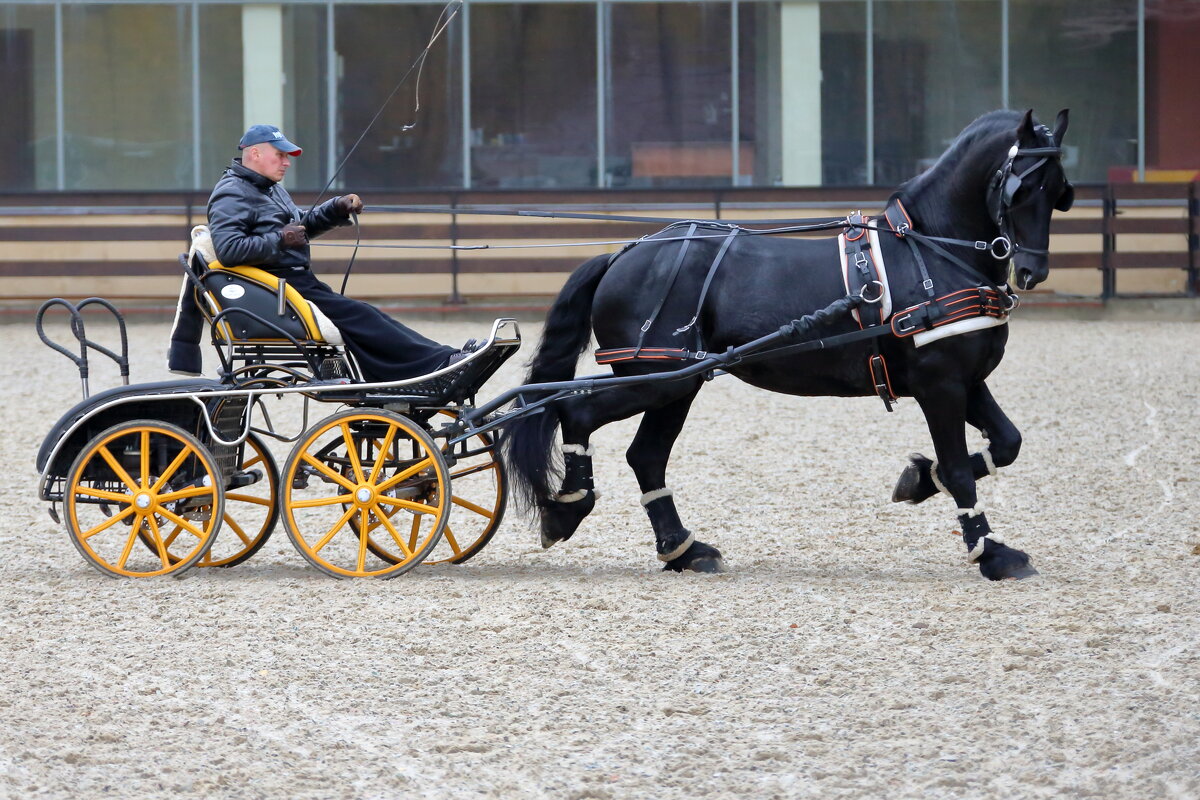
[632,222,697,358]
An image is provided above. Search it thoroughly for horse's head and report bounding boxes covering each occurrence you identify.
[986,109,1074,290]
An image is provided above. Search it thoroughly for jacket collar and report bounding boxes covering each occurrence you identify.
[227,159,276,191]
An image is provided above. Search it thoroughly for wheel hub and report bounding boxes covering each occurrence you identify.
[134,493,153,510]
[355,487,373,505]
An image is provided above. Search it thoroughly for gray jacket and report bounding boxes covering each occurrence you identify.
[207,160,349,275]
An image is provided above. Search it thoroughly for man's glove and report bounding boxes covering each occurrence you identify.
[337,194,364,217]
[281,223,309,248]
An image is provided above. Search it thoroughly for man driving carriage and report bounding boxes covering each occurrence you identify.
[168,124,474,379]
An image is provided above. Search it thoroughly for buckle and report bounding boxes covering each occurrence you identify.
[854,251,870,270]
[893,312,918,334]
[922,278,934,292]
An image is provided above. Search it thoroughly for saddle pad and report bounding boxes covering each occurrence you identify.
[838,225,893,325]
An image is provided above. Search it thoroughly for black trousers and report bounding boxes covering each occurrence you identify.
[167,271,454,381]
[288,272,454,381]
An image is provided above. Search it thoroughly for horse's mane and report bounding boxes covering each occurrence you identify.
[894,109,1024,233]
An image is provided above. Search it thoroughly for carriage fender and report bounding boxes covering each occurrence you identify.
[36,378,226,476]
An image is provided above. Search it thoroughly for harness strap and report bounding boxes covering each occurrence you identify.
[886,199,936,299]
[632,222,697,358]
[675,227,741,336]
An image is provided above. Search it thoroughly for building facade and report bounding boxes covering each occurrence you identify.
[1,0,1196,194]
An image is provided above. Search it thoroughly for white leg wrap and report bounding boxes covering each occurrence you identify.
[966,532,1005,562]
[553,489,589,503]
[657,531,695,562]
[640,487,674,507]
[956,503,986,518]
[561,443,596,456]
[929,461,950,495]
[980,447,998,477]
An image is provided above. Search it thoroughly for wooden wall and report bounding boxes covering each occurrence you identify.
[0,185,1195,305]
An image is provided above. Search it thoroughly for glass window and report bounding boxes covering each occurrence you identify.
[1010,0,1137,183]
[284,4,331,192]
[335,4,463,190]
[61,4,194,190]
[605,3,733,187]
[0,4,55,190]
[1146,1,1200,176]
[470,4,596,189]
[872,0,1002,185]
[741,1,872,187]
[818,1,869,185]
[198,5,244,189]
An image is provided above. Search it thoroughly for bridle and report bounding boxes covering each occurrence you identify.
[985,126,1073,260]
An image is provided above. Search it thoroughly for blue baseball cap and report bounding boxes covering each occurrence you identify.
[238,124,302,156]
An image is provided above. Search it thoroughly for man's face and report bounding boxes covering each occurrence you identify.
[244,144,291,182]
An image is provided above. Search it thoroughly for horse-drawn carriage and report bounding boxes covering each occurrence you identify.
[35,245,522,579]
[34,108,1074,582]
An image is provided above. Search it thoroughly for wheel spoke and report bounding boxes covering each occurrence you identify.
[442,524,463,556]
[144,515,170,569]
[96,445,139,493]
[291,492,354,509]
[79,504,136,540]
[74,486,134,504]
[311,505,358,553]
[408,513,421,551]
[157,485,215,504]
[368,426,399,484]
[139,430,150,489]
[378,497,440,516]
[222,514,252,546]
[150,444,197,493]
[450,462,498,481]
[300,453,357,492]
[162,524,183,548]
[225,493,272,507]
[375,508,414,559]
[356,510,370,572]
[157,507,208,541]
[115,516,142,569]
[451,495,495,518]
[376,456,434,493]
[341,423,366,483]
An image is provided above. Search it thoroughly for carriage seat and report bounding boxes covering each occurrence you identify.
[185,224,342,346]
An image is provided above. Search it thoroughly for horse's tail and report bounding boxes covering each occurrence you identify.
[502,253,613,509]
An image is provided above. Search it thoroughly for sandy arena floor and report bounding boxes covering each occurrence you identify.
[1,314,1197,799]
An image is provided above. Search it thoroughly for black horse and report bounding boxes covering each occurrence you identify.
[501,109,1074,580]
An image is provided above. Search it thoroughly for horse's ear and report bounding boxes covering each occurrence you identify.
[1052,108,1070,146]
[1017,109,1036,141]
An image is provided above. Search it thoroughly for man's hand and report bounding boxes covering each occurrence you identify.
[281,223,309,248]
[337,194,364,217]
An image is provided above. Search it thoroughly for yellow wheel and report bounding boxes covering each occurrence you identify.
[64,421,224,578]
[361,409,506,565]
[281,410,450,578]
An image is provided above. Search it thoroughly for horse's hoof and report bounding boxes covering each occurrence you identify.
[892,453,936,504]
[537,491,596,549]
[1006,563,1040,581]
[978,542,1037,581]
[661,541,726,574]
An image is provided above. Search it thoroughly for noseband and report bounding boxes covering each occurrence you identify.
[986,126,1071,259]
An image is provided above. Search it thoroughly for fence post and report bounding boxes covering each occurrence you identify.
[448,192,464,305]
[1101,184,1116,300]
[1189,182,1198,297]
